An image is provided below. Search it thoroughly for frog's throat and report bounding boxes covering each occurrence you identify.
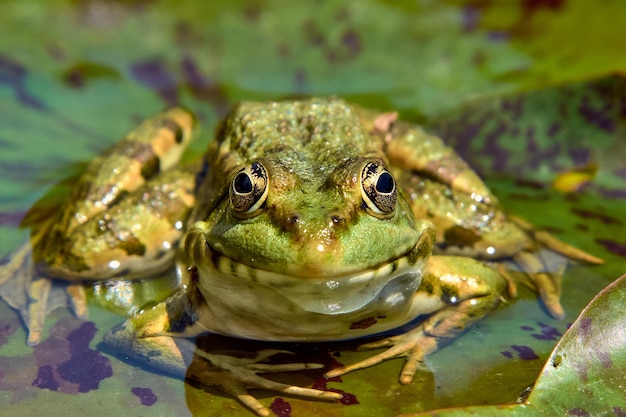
[185,229,433,316]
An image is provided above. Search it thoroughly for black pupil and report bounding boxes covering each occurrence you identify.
[234,172,253,193]
[376,172,394,193]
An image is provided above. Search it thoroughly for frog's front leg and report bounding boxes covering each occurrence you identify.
[326,255,507,383]
[104,287,342,417]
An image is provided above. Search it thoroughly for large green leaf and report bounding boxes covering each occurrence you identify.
[400,272,626,417]
[1,1,625,417]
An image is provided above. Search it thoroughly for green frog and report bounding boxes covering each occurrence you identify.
[0,98,602,416]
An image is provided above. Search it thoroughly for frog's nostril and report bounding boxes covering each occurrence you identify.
[282,214,300,233]
[330,215,346,226]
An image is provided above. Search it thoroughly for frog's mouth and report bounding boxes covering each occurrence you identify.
[185,227,434,317]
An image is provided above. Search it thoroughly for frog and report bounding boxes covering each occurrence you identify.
[0,97,602,416]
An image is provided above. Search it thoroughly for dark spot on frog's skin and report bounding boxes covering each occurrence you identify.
[282,215,300,234]
[440,287,460,305]
[140,155,161,180]
[350,317,377,330]
[269,398,291,417]
[118,235,146,257]
[567,408,591,417]
[145,350,163,358]
[210,250,221,270]
[443,226,481,248]
[596,238,626,257]
[510,345,539,360]
[131,387,158,406]
[130,59,178,105]
[612,407,626,417]
[0,55,46,110]
[157,118,185,143]
[571,208,622,225]
[500,351,513,359]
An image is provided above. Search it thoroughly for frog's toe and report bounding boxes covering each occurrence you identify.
[192,349,342,416]
[325,330,437,384]
[513,250,566,319]
[26,278,52,345]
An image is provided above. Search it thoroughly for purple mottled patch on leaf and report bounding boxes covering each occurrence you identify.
[571,208,622,225]
[56,322,112,392]
[462,5,480,32]
[567,408,591,417]
[341,30,361,57]
[270,397,291,417]
[26,318,113,395]
[501,350,513,359]
[130,59,178,105]
[595,238,626,257]
[32,365,58,391]
[484,122,509,172]
[0,55,46,110]
[578,317,593,337]
[132,387,158,406]
[597,187,626,199]
[531,322,562,341]
[180,55,229,117]
[579,95,615,133]
[547,122,562,137]
[511,345,539,360]
[0,318,19,346]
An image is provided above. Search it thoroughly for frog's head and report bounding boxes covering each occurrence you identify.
[183,98,435,341]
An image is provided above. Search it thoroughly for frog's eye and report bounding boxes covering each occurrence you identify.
[230,162,269,216]
[361,161,397,218]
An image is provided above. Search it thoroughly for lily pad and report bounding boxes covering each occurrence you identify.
[400,272,626,417]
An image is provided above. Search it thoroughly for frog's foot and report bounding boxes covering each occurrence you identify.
[26,278,87,345]
[503,215,604,319]
[0,240,87,345]
[325,327,440,384]
[190,349,343,417]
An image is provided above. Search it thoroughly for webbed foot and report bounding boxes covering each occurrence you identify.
[0,240,87,345]
[190,349,343,417]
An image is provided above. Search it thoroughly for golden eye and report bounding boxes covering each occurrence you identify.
[229,162,269,216]
[361,161,397,218]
